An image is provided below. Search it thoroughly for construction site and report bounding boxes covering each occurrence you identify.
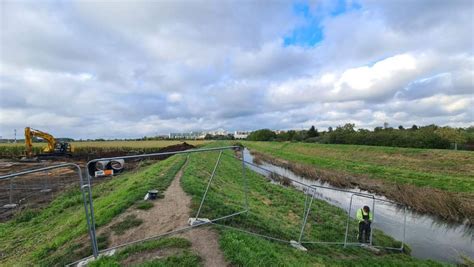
[0,127,472,266]
[1,1,473,266]
[0,128,196,222]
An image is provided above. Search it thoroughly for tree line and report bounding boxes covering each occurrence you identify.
[247,124,474,150]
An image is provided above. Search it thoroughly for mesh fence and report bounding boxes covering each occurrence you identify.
[0,163,83,222]
[1,146,407,265]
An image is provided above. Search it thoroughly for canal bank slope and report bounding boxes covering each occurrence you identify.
[179,143,446,266]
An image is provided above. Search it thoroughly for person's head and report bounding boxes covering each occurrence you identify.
[363,206,370,213]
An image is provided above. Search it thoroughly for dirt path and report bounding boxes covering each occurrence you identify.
[103,159,229,267]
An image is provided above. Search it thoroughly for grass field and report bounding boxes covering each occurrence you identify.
[242,142,474,193]
[180,143,443,266]
[0,140,208,158]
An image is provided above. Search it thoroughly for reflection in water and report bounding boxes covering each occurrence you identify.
[243,149,474,263]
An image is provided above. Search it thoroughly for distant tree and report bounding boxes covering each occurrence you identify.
[435,127,465,144]
[307,125,319,138]
[341,123,355,132]
[246,123,471,150]
[247,129,276,141]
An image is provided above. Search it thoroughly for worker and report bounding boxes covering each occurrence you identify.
[356,205,373,243]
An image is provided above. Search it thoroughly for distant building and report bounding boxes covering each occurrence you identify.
[207,129,228,136]
[168,132,205,139]
[234,131,250,139]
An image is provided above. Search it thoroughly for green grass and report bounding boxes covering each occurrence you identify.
[0,141,453,266]
[180,143,445,266]
[243,141,474,193]
[89,237,201,267]
[136,201,155,210]
[110,214,143,235]
[0,155,186,266]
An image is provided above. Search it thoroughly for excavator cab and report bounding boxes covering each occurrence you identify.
[54,141,73,155]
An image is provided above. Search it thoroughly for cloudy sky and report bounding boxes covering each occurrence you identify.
[0,0,473,139]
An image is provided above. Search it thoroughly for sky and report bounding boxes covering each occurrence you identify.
[0,0,473,139]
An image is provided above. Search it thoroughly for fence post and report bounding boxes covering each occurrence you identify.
[401,205,407,251]
[86,173,99,258]
[241,147,249,211]
[9,178,13,205]
[344,195,354,248]
[370,198,375,245]
[298,188,314,243]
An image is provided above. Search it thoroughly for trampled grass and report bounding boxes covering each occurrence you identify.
[110,214,144,235]
[180,143,444,266]
[89,237,202,267]
[135,200,155,210]
[243,141,474,193]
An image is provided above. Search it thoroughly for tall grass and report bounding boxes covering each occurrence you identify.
[0,140,208,158]
[243,141,474,192]
[251,149,473,225]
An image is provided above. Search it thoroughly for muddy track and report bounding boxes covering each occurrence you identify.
[100,158,229,266]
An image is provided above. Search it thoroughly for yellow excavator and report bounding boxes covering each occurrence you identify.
[23,127,74,160]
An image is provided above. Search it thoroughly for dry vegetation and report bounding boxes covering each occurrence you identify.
[0,140,208,159]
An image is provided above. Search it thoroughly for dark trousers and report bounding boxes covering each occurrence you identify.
[358,222,371,242]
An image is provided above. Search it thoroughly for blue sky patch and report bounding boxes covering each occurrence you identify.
[284,0,361,47]
[284,3,323,47]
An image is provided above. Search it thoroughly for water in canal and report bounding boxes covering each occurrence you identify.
[243,149,473,264]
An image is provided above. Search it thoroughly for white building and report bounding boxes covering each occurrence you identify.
[207,129,228,136]
[234,131,250,139]
[168,131,205,139]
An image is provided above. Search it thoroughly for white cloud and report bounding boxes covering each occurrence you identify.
[167,93,182,103]
[0,0,472,139]
[268,53,436,105]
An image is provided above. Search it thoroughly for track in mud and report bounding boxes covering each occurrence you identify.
[97,158,229,267]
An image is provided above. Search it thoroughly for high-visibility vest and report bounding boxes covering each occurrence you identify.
[356,208,373,222]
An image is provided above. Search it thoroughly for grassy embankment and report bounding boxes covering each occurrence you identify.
[180,143,444,266]
[0,140,208,158]
[0,155,187,266]
[0,141,451,266]
[243,141,474,224]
